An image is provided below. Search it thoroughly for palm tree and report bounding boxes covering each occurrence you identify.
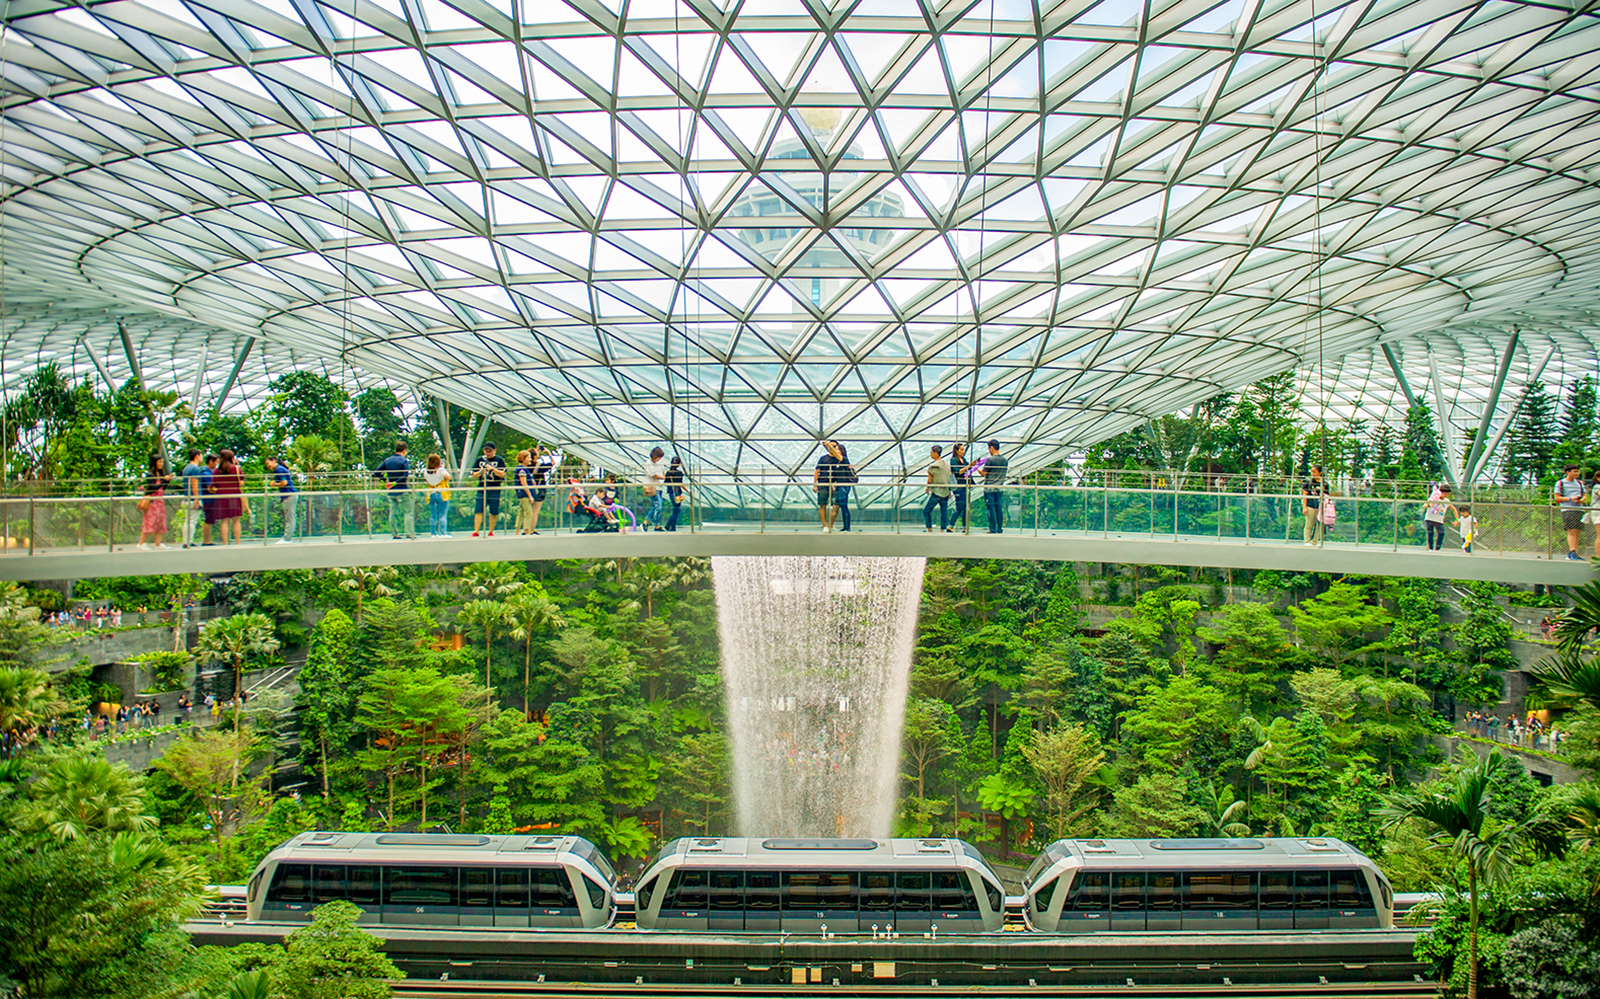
[506,591,566,717]
[1535,580,1600,709]
[1379,749,1551,999]
[0,666,65,747]
[328,565,398,626]
[620,561,674,618]
[457,600,511,706]
[462,562,525,599]
[196,613,281,739]
[20,753,156,841]
[1197,780,1251,837]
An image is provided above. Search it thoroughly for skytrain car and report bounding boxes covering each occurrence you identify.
[634,837,1006,933]
[1023,837,1393,932]
[245,831,615,928]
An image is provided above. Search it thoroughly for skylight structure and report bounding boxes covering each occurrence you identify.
[1,0,1598,475]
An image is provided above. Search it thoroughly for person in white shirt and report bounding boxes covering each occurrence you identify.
[641,447,667,531]
[922,445,952,532]
[1553,464,1587,561]
[1456,506,1476,554]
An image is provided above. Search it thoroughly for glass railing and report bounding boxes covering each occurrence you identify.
[0,473,1577,561]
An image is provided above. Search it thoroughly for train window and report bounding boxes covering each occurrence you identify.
[1185,872,1255,910]
[933,872,976,912]
[1021,852,1053,889]
[1260,872,1292,911]
[861,872,894,911]
[1147,872,1179,911]
[663,869,707,910]
[247,870,263,904]
[568,840,617,883]
[312,865,346,904]
[348,866,379,906]
[1295,871,1329,910]
[497,869,529,908]
[636,876,656,912]
[533,868,577,909]
[1032,877,1057,912]
[1066,872,1108,912]
[746,871,779,910]
[1331,869,1373,909]
[983,878,1002,915]
[582,876,607,911]
[785,872,856,911]
[267,864,310,903]
[461,869,494,908]
[384,867,458,906]
[709,870,744,910]
[896,872,932,911]
[1112,872,1143,911]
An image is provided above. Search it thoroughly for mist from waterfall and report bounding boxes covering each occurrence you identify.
[712,555,926,839]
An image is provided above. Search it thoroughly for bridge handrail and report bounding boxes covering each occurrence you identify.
[0,473,1577,561]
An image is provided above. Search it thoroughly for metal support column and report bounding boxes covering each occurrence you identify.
[213,337,257,414]
[1461,331,1519,483]
[1475,344,1556,484]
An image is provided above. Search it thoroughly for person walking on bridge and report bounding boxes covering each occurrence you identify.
[982,440,1008,534]
[1554,463,1587,561]
[180,449,206,548]
[137,453,174,550]
[264,456,298,544]
[1302,465,1327,547]
[375,441,415,540]
[923,445,952,532]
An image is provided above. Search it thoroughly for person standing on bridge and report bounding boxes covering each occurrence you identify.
[664,455,686,532]
[982,440,1008,534]
[264,456,298,544]
[180,449,206,549]
[950,443,973,533]
[137,453,174,550]
[831,441,857,531]
[424,453,452,537]
[1302,465,1327,547]
[471,442,507,536]
[641,446,667,531]
[1422,482,1454,551]
[212,450,244,546]
[1554,463,1587,561]
[815,440,841,532]
[375,441,415,540]
[923,444,951,532]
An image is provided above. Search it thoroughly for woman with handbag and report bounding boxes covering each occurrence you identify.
[425,453,452,536]
[137,454,174,549]
[211,449,245,545]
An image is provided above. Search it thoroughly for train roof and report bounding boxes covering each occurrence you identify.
[262,831,615,880]
[1024,837,1373,884]
[648,837,997,875]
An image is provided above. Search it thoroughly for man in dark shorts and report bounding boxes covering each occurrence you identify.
[1554,463,1587,561]
[200,454,219,543]
[814,440,840,532]
[472,442,508,536]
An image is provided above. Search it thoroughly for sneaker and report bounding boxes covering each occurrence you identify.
[136,543,151,550]
[156,543,172,549]
[472,531,480,537]
[487,531,495,537]
[274,538,292,545]
[1568,552,1585,561]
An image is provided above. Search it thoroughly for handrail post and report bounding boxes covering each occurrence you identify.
[1103,484,1108,538]
[759,469,765,534]
[28,494,35,555]
[1392,496,1398,551]
[108,497,115,552]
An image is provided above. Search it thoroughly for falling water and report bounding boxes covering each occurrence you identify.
[712,555,927,839]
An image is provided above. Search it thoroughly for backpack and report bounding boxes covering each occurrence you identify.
[1321,499,1336,526]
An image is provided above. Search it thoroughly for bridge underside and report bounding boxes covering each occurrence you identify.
[1,531,1586,586]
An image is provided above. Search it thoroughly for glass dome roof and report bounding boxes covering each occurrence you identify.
[2,0,1598,475]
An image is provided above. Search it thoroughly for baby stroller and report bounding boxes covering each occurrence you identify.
[569,481,618,533]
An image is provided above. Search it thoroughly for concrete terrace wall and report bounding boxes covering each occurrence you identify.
[42,625,180,673]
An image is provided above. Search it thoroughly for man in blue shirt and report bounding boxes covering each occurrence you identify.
[263,457,299,544]
[199,454,218,545]
[179,449,206,548]
[375,442,415,539]
[982,439,1009,534]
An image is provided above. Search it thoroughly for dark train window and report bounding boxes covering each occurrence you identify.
[1331,870,1373,909]
[861,872,894,911]
[663,869,707,910]
[533,868,577,909]
[312,865,345,904]
[268,864,310,903]
[497,869,529,908]
[1185,871,1255,910]
[709,870,744,910]
[984,878,1002,914]
[636,876,656,912]
[1112,872,1144,910]
[1033,877,1058,912]
[460,869,494,908]
[384,867,457,906]
[746,871,779,910]
[934,872,976,912]
[1147,872,1179,911]
[897,872,932,911]
[1066,872,1108,912]
[1296,871,1329,910]
[1260,872,1292,911]
[247,870,263,904]
[785,872,856,910]
[347,865,379,905]
[582,876,607,911]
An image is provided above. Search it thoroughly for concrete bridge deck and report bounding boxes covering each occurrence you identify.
[0,525,1587,585]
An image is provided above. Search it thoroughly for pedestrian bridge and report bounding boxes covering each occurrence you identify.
[0,477,1587,585]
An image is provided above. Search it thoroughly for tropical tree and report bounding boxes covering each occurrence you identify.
[18,752,156,841]
[196,613,281,736]
[619,561,675,618]
[1023,724,1106,841]
[327,566,398,626]
[457,599,511,706]
[506,589,566,716]
[272,900,403,999]
[152,728,266,852]
[461,561,524,599]
[1535,580,1600,709]
[1197,780,1251,837]
[0,666,66,747]
[1379,749,1555,999]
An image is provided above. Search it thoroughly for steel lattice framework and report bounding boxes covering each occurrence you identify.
[2,0,1599,475]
